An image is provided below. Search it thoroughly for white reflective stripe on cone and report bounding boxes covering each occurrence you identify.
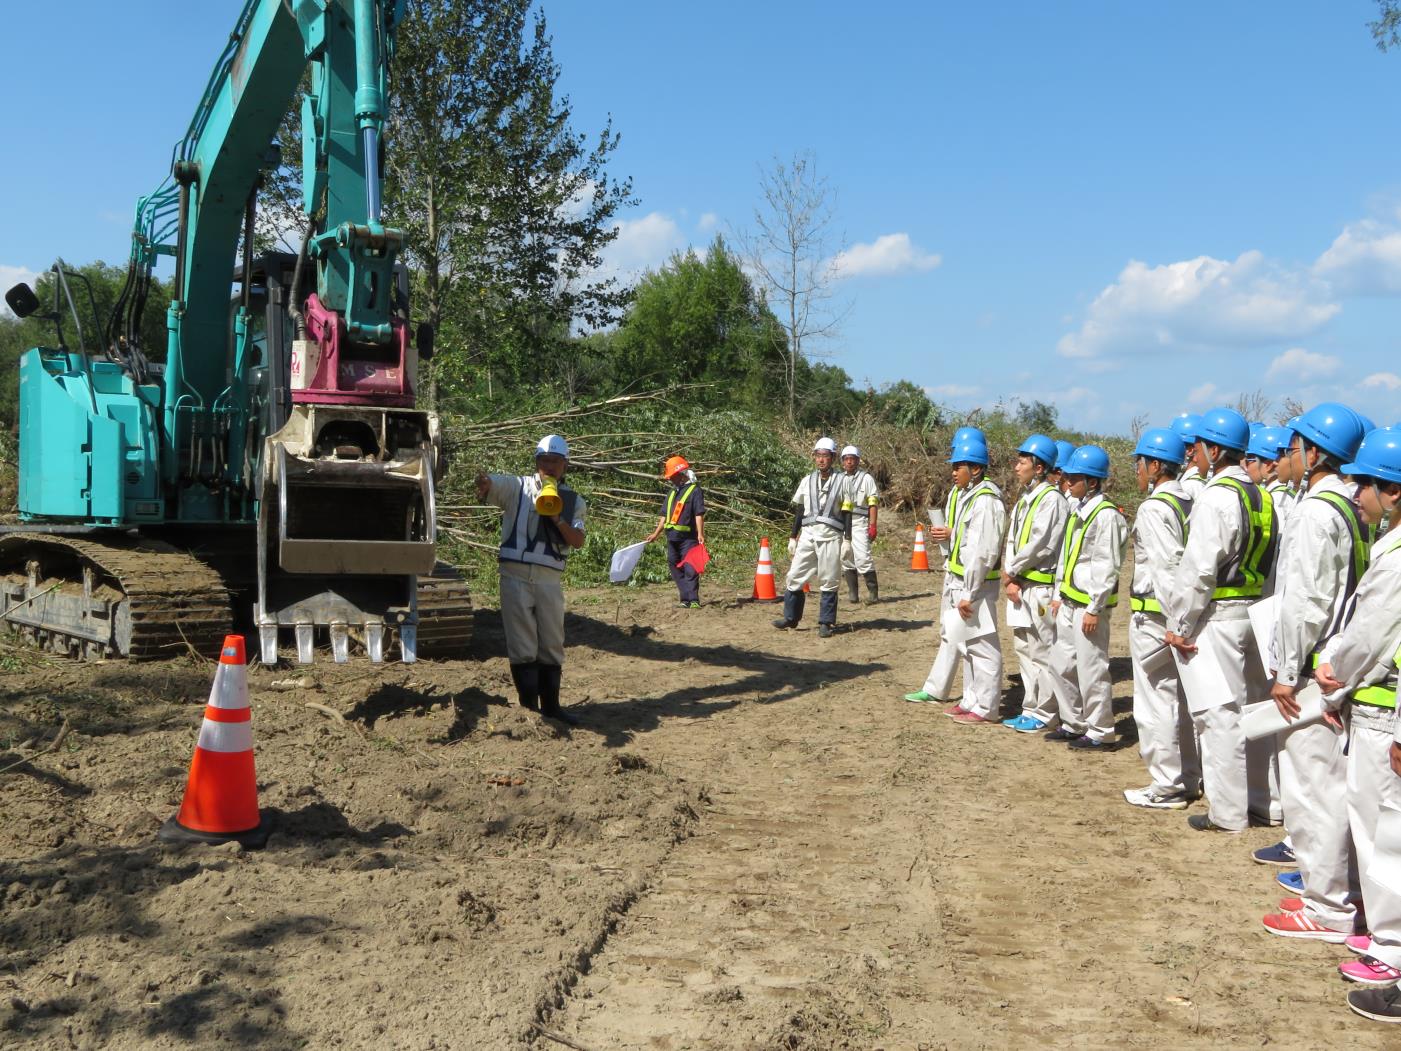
[757,565,773,575]
[206,665,250,711]
[196,719,254,754]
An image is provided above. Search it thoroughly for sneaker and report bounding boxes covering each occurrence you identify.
[944,705,971,719]
[951,710,991,725]
[687,601,702,609]
[1252,841,1296,867]
[1067,734,1106,750]
[1347,985,1401,1023]
[1347,934,1373,956]
[1340,957,1401,987]
[772,618,798,629]
[1013,716,1049,734]
[1001,715,1023,728]
[1123,785,1190,811]
[1278,897,1304,913]
[1275,871,1304,893]
[1044,726,1079,742]
[1188,814,1243,834]
[903,690,941,703]
[1261,910,1350,942]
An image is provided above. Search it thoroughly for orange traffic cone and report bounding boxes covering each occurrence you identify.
[752,537,778,602]
[160,635,271,849]
[910,524,930,572]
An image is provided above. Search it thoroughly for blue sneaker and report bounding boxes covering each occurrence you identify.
[1012,715,1048,734]
[1001,715,1022,728]
[1253,841,1295,867]
[1276,871,1304,893]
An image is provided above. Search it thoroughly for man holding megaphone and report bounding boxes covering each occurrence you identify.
[476,434,587,723]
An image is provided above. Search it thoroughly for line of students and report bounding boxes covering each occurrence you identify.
[900,409,1401,1024]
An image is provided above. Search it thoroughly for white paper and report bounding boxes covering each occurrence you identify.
[1241,683,1326,741]
[1247,596,1278,675]
[943,601,995,644]
[1368,804,1401,891]
[928,508,950,557]
[1005,598,1032,629]
[1173,639,1235,714]
[1137,643,1174,677]
[608,541,648,583]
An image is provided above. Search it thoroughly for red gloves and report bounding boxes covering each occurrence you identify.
[867,524,877,540]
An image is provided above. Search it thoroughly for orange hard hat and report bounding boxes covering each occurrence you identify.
[663,455,690,479]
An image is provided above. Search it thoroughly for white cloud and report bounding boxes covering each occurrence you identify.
[1363,371,1401,391]
[1057,251,1339,360]
[0,265,40,318]
[1313,214,1401,295]
[1187,382,1219,408]
[828,233,941,280]
[697,212,718,232]
[1265,347,1340,383]
[927,383,979,399]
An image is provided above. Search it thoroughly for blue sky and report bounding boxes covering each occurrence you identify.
[4,1,1401,433]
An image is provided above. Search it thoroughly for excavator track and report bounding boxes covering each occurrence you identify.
[412,561,473,659]
[0,533,233,660]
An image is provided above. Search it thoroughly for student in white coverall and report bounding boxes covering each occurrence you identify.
[774,437,847,638]
[1163,408,1279,833]
[1046,445,1127,748]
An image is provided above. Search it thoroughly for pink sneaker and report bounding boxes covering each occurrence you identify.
[943,705,970,719]
[1261,910,1350,942]
[1347,934,1373,956]
[1339,957,1401,987]
[951,710,991,725]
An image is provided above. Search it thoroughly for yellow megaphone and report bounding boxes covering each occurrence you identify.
[535,477,563,517]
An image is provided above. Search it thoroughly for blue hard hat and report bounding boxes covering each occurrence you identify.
[1134,428,1187,465]
[1066,445,1110,479]
[1170,413,1202,443]
[1017,433,1059,468]
[1355,412,1378,434]
[1291,402,1367,462]
[1197,407,1250,452]
[1247,425,1285,461]
[1054,440,1077,471]
[948,437,989,466]
[953,426,984,446]
[1342,428,1401,485]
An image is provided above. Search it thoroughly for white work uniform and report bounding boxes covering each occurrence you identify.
[922,487,965,700]
[485,473,587,666]
[1319,530,1401,969]
[840,469,880,574]
[1129,479,1201,795]
[1180,466,1208,500]
[1163,465,1277,831]
[1271,475,1367,931]
[1050,491,1127,740]
[1003,480,1068,726]
[785,471,844,594]
[923,478,1006,718]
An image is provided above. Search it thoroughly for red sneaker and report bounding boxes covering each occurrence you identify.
[1278,897,1304,913]
[951,710,991,725]
[1261,910,1350,942]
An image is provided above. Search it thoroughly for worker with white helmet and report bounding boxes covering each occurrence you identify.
[839,444,881,603]
[1123,428,1200,806]
[1046,445,1128,748]
[1163,407,1279,832]
[1000,434,1068,734]
[906,429,1008,723]
[774,436,848,638]
[475,434,587,723]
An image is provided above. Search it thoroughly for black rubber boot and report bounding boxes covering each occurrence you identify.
[818,591,838,635]
[773,589,806,628]
[844,570,860,603]
[537,663,577,725]
[864,571,880,603]
[509,662,540,710]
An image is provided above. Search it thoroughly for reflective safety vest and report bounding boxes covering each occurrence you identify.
[1210,477,1276,601]
[1310,490,1375,599]
[1130,491,1193,614]
[1059,498,1125,607]
[1012,483,1059,585]
[843,471,877,517]
[664,482,698,533]
[499,478,579,571]
[947,481,1002,581]
[1354,641,1401,709]
[801,471,846,531]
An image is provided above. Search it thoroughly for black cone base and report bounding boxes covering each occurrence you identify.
[159,811,272,850]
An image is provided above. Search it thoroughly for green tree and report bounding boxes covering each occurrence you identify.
[1014,398,1058,434]
[1372,1,1401,49]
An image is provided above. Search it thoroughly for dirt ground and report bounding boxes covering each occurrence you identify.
[1,516,1394,1050]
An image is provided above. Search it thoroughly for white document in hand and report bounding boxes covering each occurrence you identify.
[608,541,648,583]
[1247,595,1278,674]
[1174,639,1234,714]
[928,508,950,556]
[1005,598,1032,629]
[1241,682,1326,741]
[941,605,970,650]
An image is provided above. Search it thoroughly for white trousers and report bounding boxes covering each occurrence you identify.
[1278,715,1355,930]
[1130,611,1201,794]
[922,579,961,700]
[1347,705,1401,966]
[785,528,842,593]
[922,581,1001,714]
[841,521,875,573]
[1049,603,1114,740]
[1012,584,1058,725]
[500,561,566,665]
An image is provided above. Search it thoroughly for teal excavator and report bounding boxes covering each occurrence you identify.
[1,0,470,663]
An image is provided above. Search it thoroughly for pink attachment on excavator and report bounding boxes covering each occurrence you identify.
[296,293,414,407]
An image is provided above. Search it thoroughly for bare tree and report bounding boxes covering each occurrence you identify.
[1278,396,1305,423]
[1129,412,1149,441]
[741,153,844,423]
[1232,389,1272,422]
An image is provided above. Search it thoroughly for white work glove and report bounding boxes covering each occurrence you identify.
[787,537,798,556]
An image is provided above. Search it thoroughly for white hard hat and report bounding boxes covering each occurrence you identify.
[840,445,860,459]
[535,434,569,459]
[813,437,838,454]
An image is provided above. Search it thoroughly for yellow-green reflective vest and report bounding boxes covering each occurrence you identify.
[1059,499,1124,607]
[664,482,698,533]
[1013,484,1058,585]
[1210,477,1276,601]
[1129,491,1192,614]
[947,482,1001,581]
[1347,531,1400,709]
